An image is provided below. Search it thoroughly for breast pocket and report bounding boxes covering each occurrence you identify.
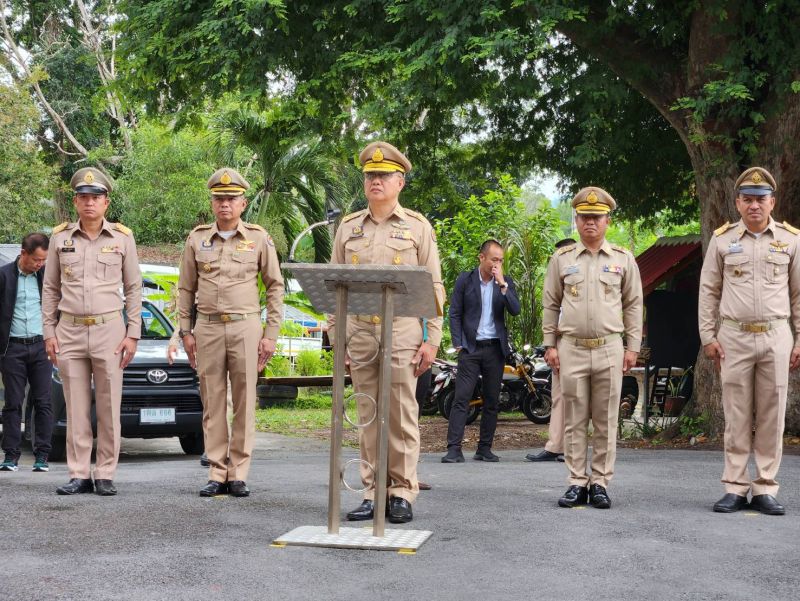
[96,252,123,281]
[599,272,622,302]
[231,251,258,280]
[344,236,370,264]
[563,273,585,300]
[59,253,83,281]
[723,254,751,284]
[386,237,417,265]
[765,253,790,284]
[195,250,222,280]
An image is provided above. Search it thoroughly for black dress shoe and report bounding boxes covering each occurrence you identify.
[199,453,210,467]
[441,449,465,463]
[388,496,413,523]
[558,485,588,508]
[750,494,785,515]
[346,499,375,521]
[56,478,94,495]
[525,450,562,462]
[94,479,117,496]
[713,493,749,513]
[228,480,250,497]
[199,480,228,497]
[473,449,500,462]
[589,484,611,509]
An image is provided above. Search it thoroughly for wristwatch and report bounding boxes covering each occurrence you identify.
[499,282,509,290]
[178,329,191,338]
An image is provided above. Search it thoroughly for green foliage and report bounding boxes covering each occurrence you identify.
[295,350,327,376]
[678,412,710,439]
[0,82,58,241]
[263,353,291,377]
[113,121,217,243]
[279,321,307,338]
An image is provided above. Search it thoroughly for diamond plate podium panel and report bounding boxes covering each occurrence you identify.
[282,263,437,319]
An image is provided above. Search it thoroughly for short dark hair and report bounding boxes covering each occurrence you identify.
[555,238,575,249]
[21,233,49,254]
[479,239,503,255]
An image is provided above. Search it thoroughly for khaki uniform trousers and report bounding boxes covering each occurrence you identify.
[718,321,791,496]
[544,372,564,454]
[558,336,624,489]
[194,317,262,483]
[347,317,422,504]
[56,317,125,480]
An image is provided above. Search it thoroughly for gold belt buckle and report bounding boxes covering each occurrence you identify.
[586,337,604,348]
[743,322,767,333]
[84,317,97,326]
[220,314,232,323]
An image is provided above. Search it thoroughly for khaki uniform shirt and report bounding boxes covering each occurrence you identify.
[698,218,800,346]
[42,219,142,340]
[178,220,284,339]
[328,203,445,346]
[542,239,643,352]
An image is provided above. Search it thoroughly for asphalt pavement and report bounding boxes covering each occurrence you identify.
[2,433,799,601]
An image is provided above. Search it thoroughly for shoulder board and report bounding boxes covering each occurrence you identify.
[611,244,629,253]
[191,224,213,233]
[114,223,131,236]
[778,221,800,235]
[403,208,427,222]
[714,222,734,236]
[52,222,71,234]
[243,222,266,232]
[556,244,576,256]
[342,209,368,223]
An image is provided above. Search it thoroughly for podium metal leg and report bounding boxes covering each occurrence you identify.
[373,286,395,537]
[327,284,349,534]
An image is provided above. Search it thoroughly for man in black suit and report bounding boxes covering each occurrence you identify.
[442,240,520,463]
[0,233,53,472]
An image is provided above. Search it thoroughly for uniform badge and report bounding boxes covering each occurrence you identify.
[63,239,73,247]
[395,220,410,230]
[569,285,578,297]
[390,230,411,240]
[64,266,73,277]
[101,245,119,253]
[602,265,623,274]
[351,225,364,238]
[201,239,213,248]
[203,264,212,273]
[351,254,359,265]
[752,171,763,184]
[565,265,579,275]
[236,240,256,252]
[728,242,744,254]
[769,240,789,253]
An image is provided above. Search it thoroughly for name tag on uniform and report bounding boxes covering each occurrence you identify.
[60,247,75,253]
[236,240,256,252]
[603,264,623,274]
[728,242,743,253]
[565,264,579,275]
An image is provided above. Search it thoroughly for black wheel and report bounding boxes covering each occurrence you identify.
[256,384,298,409]
[49,435,67,462]
[441,389,480,425]
[522,389,552,424]
[179,433,204,455]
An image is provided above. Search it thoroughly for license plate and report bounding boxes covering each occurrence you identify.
[140,408,175,424]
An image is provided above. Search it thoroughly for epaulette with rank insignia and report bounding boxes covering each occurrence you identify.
[244,222,266,232]
[556,244,576,255]
[114,223,132,236]
[343,209,368,223]
[611,244,629,254]
[52,222,70,234]
[191,224,213,233]
[403,208,427,222]
[714,222,734,236]
[778,221,800,235]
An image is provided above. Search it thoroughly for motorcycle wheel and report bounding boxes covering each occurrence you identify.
[522,389,552,424]
[441,389,480,425]
[418,395,439,416]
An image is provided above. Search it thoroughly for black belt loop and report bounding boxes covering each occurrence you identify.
[9,335,44,345]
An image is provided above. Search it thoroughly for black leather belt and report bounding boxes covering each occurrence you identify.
[9,335,43,345]
[475,339,500,347]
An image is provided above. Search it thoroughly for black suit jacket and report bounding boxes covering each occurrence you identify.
[0,257,45,356]
[449,268,521,357]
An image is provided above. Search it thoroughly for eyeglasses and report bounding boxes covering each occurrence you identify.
[364,172,401,182]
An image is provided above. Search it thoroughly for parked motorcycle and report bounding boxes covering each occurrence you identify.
[431,358,481,424]
[436,344,553,425]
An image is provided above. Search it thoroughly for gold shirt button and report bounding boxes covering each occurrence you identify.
[203,264,211,273]
[734,267,742,277]
[371,315,381,324]
[393,254,402,265]
[351,254,359,265]
[775,266,780,275]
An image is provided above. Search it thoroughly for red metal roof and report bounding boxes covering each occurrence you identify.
[636,235,702,295]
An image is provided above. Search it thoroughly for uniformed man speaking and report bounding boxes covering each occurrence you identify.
[329,142,445,524]
[699,167,800,516]
[542,187,642,509]
[178,168,283,497]
[43,167,142,496]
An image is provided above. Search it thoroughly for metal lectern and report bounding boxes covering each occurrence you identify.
[272,264,438,552]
